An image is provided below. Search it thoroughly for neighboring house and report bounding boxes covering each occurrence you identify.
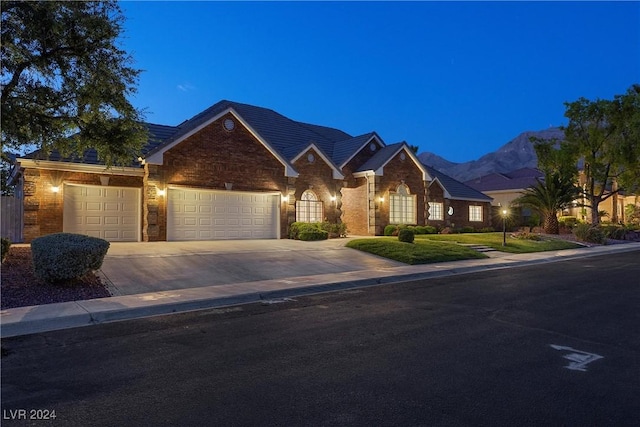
[464,168,544,208]
[11,100,493,242]
[466,167,640,224]
[564,171,639,224]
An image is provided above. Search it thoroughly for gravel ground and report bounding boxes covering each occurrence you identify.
[1,247,110,309]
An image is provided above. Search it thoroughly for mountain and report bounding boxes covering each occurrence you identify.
[418,127,564,182]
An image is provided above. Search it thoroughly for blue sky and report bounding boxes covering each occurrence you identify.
[120,1,640,163]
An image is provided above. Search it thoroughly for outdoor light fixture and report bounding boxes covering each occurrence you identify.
[379,196,385,203]
[51,186,60,193]
[330,195,337,202]
[502,209,508,246]
[157,188,166,197]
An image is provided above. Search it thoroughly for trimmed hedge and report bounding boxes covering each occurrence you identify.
[31,233,110,283]
[289,222,343,240]
[398,228,415,243]
[1,237,11,262]
[299,229,329,241]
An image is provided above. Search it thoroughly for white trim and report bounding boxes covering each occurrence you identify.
[16,158,145,176]
[144,108,298,177]
[339,134,385,169]
[290,143,345,179]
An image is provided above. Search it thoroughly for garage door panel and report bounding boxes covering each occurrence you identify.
[64,184,140,242]
[168,188,278,241]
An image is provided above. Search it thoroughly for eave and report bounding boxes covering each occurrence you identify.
[16,158,145,176]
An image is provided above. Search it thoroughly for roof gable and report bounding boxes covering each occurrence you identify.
[334,132,383,168]
[355,142,431,181]
[144,105,298,177]
[291,143,345,180]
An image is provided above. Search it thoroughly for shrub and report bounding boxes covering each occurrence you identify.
[573,224,606,245]
[289,222,317,239]
[318,221,348,238]
[1,237,11,262]
[512,231,543,241]
[384,225,398,236]
[601,225,628,240]
[290,222,346,239]
[459,226,475,233]
[398,228,415,243]
[479,227,495,233]
[31,233,110,283]
[559,216,579,228]
[298,229,329,241]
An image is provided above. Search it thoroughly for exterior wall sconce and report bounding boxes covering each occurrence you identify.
[330,195,337,203]
[378,196,385,203]
[51,186,60,193]
[157,188,166,197]
[225,182,233,191]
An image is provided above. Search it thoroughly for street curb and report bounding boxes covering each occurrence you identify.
[2,243,639,338]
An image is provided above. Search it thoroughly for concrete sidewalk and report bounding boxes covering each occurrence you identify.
[2,242,639,338]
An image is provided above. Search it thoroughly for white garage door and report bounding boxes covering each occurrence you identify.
[63,184,141,242]
[168,188,279,241]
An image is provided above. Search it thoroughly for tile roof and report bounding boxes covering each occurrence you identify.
[22,122,178,166]
[464,168,543,192]
[332,132,379,167]
[356,142,405,173]
[424,164,493,202]
[148,100,357,165]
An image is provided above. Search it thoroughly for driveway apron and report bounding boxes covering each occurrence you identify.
[99,239,404,295]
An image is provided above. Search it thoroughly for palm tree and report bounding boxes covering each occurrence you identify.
[515,172,580,234]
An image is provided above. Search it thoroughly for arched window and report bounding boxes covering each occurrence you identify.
[390,183,417,224]
[296,190,323,223]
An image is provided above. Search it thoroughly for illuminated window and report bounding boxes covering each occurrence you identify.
[390,184,416,224]
[469,205,483,222]
[428,202,443,220]
[296,190,323,223]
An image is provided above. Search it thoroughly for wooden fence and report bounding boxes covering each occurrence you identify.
[1,196,23,242]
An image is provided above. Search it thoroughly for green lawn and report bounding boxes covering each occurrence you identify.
[346,232,583,265]
[416,232,582,253]
[345,237,487,265]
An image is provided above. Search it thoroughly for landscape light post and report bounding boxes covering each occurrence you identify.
[502,209,508,246]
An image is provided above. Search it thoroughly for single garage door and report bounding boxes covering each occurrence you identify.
[63,184,141,242]
[168,188,279,241]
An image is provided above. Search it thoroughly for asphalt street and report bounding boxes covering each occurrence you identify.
[1,251,639,426]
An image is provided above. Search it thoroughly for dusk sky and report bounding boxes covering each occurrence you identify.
[120,1,640,163]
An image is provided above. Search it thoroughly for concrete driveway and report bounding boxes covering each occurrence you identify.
[100,238,404,296]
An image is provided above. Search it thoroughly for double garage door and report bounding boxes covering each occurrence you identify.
[63,184,279,242]
[63,184,141,242]
[167,188,279,241]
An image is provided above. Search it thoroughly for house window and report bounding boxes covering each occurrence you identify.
[296,190,323,223]
[428,202,443,220]
[469,205,483,222]
[390,184,417,224]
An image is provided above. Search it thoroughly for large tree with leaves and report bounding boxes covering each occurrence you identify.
[563,84,640,225]
[1,1,147,166]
